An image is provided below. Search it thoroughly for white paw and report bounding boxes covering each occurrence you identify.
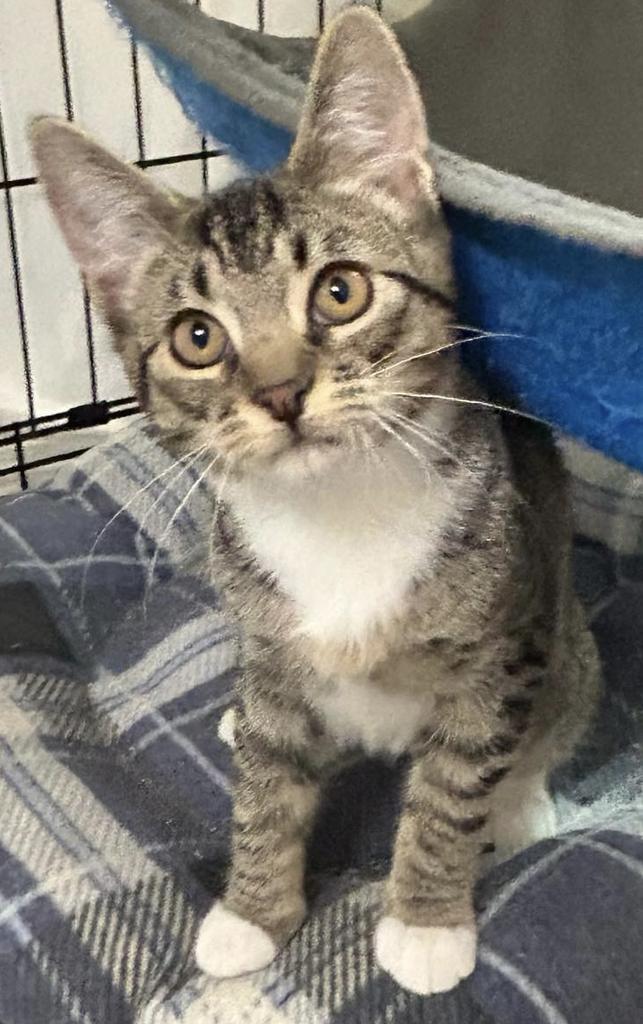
[375,917,476,995]
[195,902,277,978]
[217,708,236,749]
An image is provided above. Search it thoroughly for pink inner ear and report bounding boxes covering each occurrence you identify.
[321,68,432,208]
[290,12,435,210]
[382,159,430,208]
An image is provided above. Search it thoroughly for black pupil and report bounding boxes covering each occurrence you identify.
[191,322,210,349]
[329,276,350,304]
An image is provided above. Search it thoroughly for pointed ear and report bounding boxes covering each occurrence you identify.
[31,117,182,316]
[288,8,436,215]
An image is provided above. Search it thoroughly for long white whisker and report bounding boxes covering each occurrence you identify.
[142,453,220,618]
[387,410,479,482]
[385,391,550,426]
[79,446,206,612]
[447,322,519,334]
[369,411,426,467]
[208,506,218,592]
[366,323,521,378]
[370,348,443,378]
[427,330,527,358]
[448,322,497,333]
[366,346,402,371]
[134,446,207,551]
[370,332,526,379]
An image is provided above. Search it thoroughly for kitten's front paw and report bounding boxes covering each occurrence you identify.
[375,917,476,995]
[195,902,277,978]
[217,708,236,749]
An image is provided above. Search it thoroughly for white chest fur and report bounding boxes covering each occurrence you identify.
[228,441,454,646]
[227,440,455,754]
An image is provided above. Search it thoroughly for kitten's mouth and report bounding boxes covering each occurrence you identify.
[233,409,375,480]
[288,431,339,450]
[262,428,343,478]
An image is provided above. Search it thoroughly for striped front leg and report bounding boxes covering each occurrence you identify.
[376,715,526,995]
[195,708,322,979]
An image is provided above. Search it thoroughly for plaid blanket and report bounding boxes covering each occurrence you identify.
[0,422,641,1024]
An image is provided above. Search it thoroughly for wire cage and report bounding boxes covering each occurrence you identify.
[0,0,251,493]
[1,1,391,493]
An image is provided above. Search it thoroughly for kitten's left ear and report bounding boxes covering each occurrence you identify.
[289,7,437,216]
[31,117,184,319]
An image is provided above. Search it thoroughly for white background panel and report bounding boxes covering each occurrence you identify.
[137,46,203,161]
[0,441,17,477]
[0,215,27,423]
[12,185,91,416]
[325,1,378,20]
[200,1,260,30]
[265,0,319,36]
[147,157,203,194]
[90,311,131,406]
[204,152,244,190]
[64,0,139,161]
[0,0,68,179]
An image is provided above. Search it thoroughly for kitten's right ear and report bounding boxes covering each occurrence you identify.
[31,117,180,316]
[289,7,437,218]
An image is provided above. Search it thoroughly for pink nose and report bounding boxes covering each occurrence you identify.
[252,379,311,425]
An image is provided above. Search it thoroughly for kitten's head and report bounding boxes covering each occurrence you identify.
[32,7,456,480]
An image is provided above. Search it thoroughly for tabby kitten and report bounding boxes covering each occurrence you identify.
[33,7,599,997]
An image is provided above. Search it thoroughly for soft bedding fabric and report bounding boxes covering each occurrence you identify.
[0,422,641,1024]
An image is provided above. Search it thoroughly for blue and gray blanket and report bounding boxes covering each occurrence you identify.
[0,422,641,1024]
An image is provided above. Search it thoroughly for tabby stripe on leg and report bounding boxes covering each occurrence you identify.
[432,809,488,834]
[524,676,545,690]
[480,764,510,787]
[409,792,488,834]
[446,779,499,800]
[435,731,521,762]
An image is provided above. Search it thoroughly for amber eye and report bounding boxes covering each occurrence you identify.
[170,311,228,368]
[311,264,373,325]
